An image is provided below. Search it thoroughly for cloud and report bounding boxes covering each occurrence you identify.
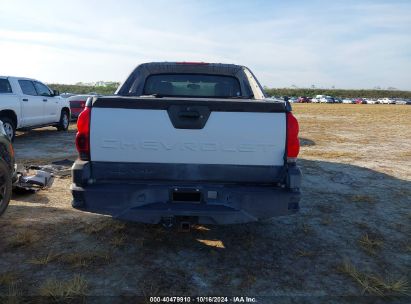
[0,0,410,89]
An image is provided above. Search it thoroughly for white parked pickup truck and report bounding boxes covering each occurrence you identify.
[71,62,301,227]
[0,76,71,140]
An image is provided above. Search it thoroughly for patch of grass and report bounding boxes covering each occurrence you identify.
[302,150,359,159]
[0,272,18,286]
[302,223,312,235]
[140,268,191,297]
[317,204,335,214]
[59,251,111,268]
[134,237,145,247]
[296,249,316,257]
[9,231,37,248]
[39,275,88,299]
[0,273,21,304]
[355,221,370,231]
[369,276,410,295]
[110,234,126,247]
[28,252,60,265]
[350,194,375,204]
[239,273,257,289]
[397,151,411,158]
[338,260,409,296]
[7,282,22,302]
[84,219,126,235]
[358,233,383,255]
[320,216,332,226]
[239,232,255,248]
[141,280,161,302]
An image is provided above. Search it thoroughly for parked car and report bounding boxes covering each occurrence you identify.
[355,98,366,104]
[0,122,15,216]
[60,93,76,99]
[0,76,71,140]
[394,99,407,105]
[378,98,395,104]
[342,98,354,104]
[312,95,325,103]
[333,97,342,103]
[320,96,334,103]
[67,95,93,120]
[297,96,310,103]
[71,62,302,227]
[367,99,378,104]
[288,97,298,103]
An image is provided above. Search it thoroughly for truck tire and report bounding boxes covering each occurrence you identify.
[0,159,12,216]
[57,109,69,131]
[0,117,16,142]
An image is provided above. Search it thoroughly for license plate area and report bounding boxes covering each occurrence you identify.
[171,188,202,203]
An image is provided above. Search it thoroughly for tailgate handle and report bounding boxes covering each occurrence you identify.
[168,105,210,129]
[179,111,201,119]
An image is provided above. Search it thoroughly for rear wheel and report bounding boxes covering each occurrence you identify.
[57,110,69,131]
[0,117,16,141]
[0,159,12,216]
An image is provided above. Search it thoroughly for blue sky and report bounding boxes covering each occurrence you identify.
[0,0,410,89]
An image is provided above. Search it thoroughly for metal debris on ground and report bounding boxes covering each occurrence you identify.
[12,159,74,193]
[13,164,54,193]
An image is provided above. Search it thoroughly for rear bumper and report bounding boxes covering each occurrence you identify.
[71,161,301,225]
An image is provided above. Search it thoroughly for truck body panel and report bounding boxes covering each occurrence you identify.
[90,108,286,166]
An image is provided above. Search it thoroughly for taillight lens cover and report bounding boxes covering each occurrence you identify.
[75,107,91,160]
[286,112,300,161]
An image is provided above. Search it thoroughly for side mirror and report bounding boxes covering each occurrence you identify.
[53,90,60,96]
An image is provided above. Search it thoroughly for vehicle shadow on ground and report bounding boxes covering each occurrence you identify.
[1,159,410,298]
[15,124,76,139]
[10,192,50,205]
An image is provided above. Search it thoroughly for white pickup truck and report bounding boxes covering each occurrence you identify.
[0,76,71,140]
[71,62,301,227]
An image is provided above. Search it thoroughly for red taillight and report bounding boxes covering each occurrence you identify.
[286,112,300,162]
[75,106,91,160]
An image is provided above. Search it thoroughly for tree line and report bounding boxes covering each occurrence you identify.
[48,84,119,95]
[48,83,411,99]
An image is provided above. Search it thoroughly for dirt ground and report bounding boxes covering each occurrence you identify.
[0,104,410,303]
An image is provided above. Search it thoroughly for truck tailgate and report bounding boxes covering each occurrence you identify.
[89,97,287,183]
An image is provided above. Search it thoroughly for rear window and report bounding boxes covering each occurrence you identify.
[0,79,12,93]
[143,74,241,98]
